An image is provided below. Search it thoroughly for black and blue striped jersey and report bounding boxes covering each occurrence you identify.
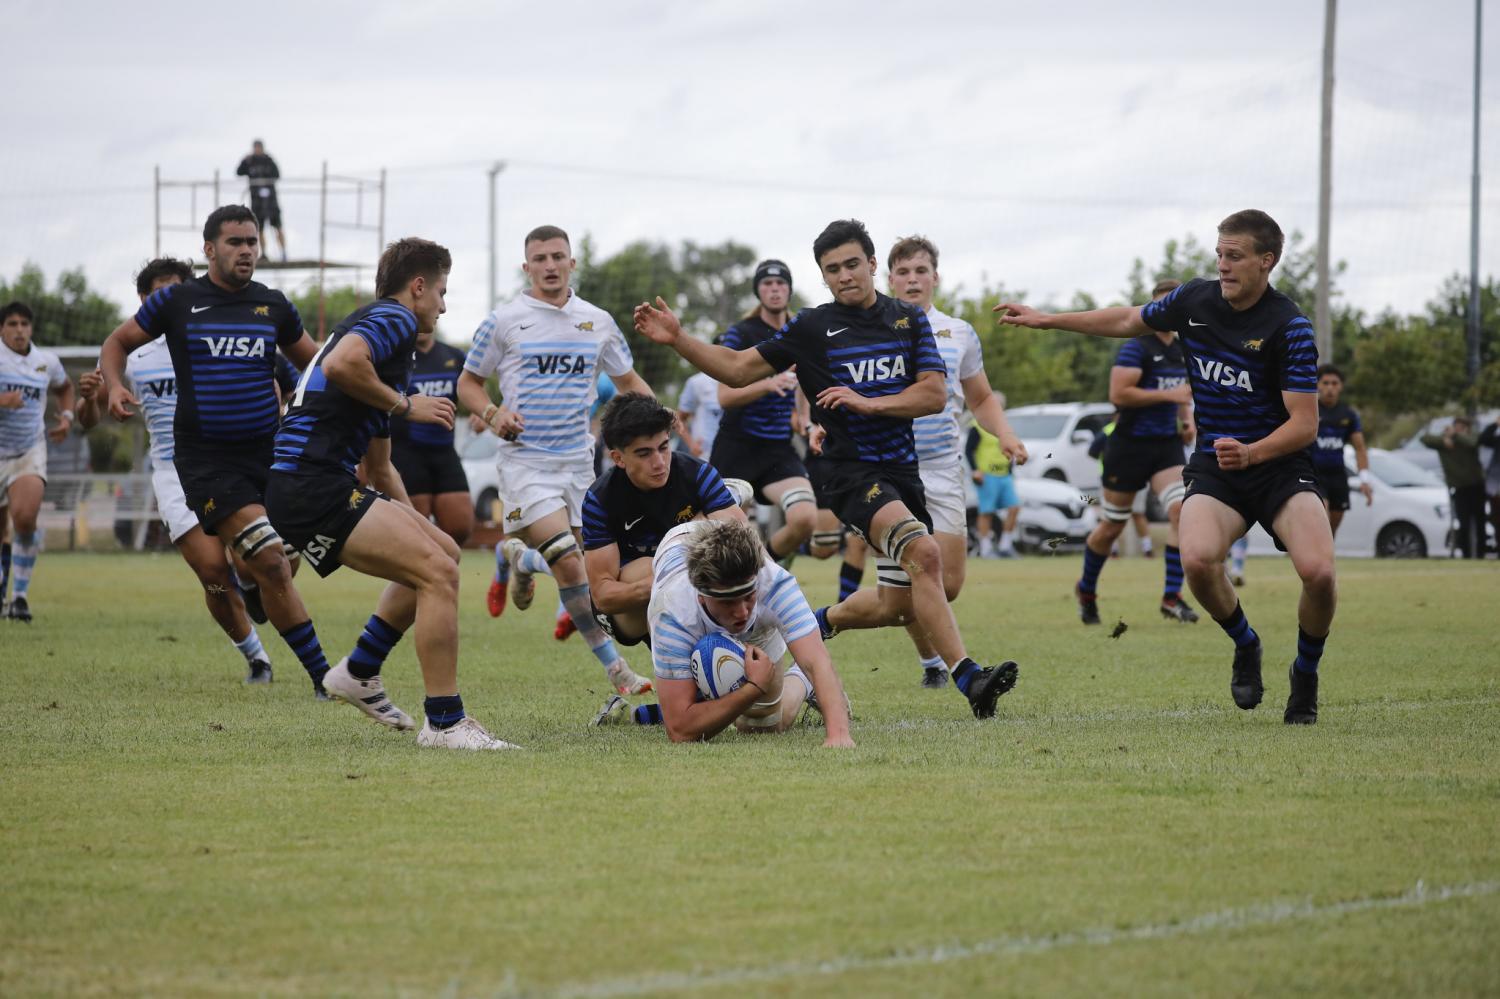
[272,299,418,477]
[133,275,304,445]
[393,340,466,449]
[718,316,795,441]
[1114,334,1187,439]
[1141,278,1317,452]
[581,451,736,564]
[755,293,946,466]
[1313,401,1361,471]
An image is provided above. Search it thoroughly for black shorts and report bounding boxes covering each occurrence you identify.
[174,437,272,535]
[265,471,384,578]
[1182,450,1323,552]
[710,434,808,502]
[250,191,281,228]
[390,436,469,497]
[1314,467,1351,511]
[804,453,834,508]
[806,457,931,543]
[592,598,650,648]
[1101,434,1186,494]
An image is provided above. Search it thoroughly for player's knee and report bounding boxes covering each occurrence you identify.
[1180,546,1220,579]
[901,536,941,580]
[1298,559,1337,599]
[1092,518,1125,543]
[779,488,817,533]
[415,546,461,596]
[193,560,234,597]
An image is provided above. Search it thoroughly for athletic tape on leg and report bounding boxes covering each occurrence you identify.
[881,516,928,564]
[875,556,911,587]
[1159,483,1186,509]
[232,518,282,561]
[779,488,816,513]
[811,530,842,549]
[538,530,578,566]
[1102,502,1133,524]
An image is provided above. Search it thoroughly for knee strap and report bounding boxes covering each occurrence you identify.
[779,487,816,513]
[538,530,578,566]
[874,556,911,588]
[231,517,282,561]
[811,529,843,549]
[1101,502,1134,524]
[1159,482,1186,509]
[880,516,928,564]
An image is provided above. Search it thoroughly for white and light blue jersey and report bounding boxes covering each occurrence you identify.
[124,338,178,464]
[464,291,633,469]
[912,306,983,464]
[647,521,817,682]
[0,340,66,458]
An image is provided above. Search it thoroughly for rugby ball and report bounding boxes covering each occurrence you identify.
[689,634,748,700]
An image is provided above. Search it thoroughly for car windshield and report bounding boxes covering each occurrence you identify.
[1368,450,1443,488]
[1007,413,1070,438]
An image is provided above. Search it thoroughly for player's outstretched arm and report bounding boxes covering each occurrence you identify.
[786,634,853,748]
[962,373,1028,466]
[1109,366,1192,410]
[994,302,1149,339]
[100,318,150,421]
[633,298,774,387]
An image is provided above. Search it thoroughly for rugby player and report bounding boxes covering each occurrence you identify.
[1072,279,1199,626]
[998,209,1331,724]
[647,519,853,746]
[268,237,517,749]
[710,259,816,562]
[390,325,473,546]
[456,225,656,698]
[77,258,271,680]
[635,218,1020,719]
[1312,364,1372,537]
[0,300,75,622]
[101,205,331,694]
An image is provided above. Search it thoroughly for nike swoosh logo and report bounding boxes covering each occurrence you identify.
[520,323,536,330]
[190,305,213,314]
[1299,479,1314,485]
[624,517,643,529]
[1186,319,1207,327]
[826,327,848,337]
[1152,355,1164,361]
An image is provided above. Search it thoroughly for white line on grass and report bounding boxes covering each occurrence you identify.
[512,880,1498,999]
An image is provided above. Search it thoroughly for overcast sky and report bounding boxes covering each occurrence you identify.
[3,0,1496,342]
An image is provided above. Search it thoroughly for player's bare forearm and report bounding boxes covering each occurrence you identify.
[676,337,774,388]
[659,679,761,743]
[718,378,774,408]
[1246,394,1318,464]
[999,302,1148,339]
[1352,432,1370,471]
[610,369,654,398]
[100,320,149,392]
[585,549,651,614]
[789,636,852,746]
[456,372,495,419]
[323,336,405,412]
[362,441,411,505]
[871,371,945,418]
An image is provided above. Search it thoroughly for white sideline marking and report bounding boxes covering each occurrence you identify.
[519,880,1498,998]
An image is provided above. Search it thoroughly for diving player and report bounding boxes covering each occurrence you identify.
[635,218,1020,720]
[998,209,1331,724]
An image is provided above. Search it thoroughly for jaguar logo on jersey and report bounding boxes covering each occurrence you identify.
[574,321,595,332]
[864,484,882,502]
[348,489,367,510]
[34,363,49,373]
[253,305,270,316]
[203,335,268,358]
[445,358,457,368]
[1242,338,1265,351]
[934,328,952,339]
[506,507,523,523]
[841,355,907,383]
[1192,356,1254,391]
[675,504,695,524]
[893,316,910,330]
[534,354,590,375]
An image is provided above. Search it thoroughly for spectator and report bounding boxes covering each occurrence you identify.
[676,369,722,459]
[1422,416,1486,558]
[236,140,287,261]
[1481,419,1500,558]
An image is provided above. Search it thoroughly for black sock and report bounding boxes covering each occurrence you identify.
[838,563,863,601]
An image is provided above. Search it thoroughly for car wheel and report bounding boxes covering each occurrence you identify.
[474,487,500,523]
[1376,522,1427,559]
[1042,468,1068,483]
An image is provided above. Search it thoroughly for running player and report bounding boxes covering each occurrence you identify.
[455,224,656,698]
[77,258,271,680]
[1312,364,1372,537]
[0,301,75,622]
[710,259,816,562]
[635,218,1020,719]
[647,519,853,746]
[675,367,722,459]
[390,325,473,546]
[268,237,516,749]
[100,205,332,695]
[998,209,1331,724]
[1072,278,1199,627]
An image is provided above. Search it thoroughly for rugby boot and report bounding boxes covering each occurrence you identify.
[1284,664,1319,725]
[1230,640,1264,710]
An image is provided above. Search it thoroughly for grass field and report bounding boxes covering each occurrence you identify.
[3,550,1498,997]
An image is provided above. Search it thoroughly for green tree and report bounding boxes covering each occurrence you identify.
[288,284,370,338]
[0,262,123,346]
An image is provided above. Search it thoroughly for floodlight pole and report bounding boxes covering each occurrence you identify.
[488,160,507,311]
[1467,0,1483,400]
[1315,0,1336,365]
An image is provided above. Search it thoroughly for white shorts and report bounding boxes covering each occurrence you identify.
[919,457,968,537]
[152,465,201,543]
[0,440,47,502]
[1132,489,1149,515]
[497,458,594,532]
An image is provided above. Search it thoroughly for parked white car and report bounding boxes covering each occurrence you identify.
[1003,403,1115,492]
[1244,447,1451,558]
[460,429,504,521]
[1011,477,1099,553]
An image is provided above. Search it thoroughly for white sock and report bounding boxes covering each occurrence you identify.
[919,653,946,674]
[233,628,267,664]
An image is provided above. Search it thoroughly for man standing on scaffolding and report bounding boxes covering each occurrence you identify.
[237,139,287,262]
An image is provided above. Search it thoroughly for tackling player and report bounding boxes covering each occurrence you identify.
[647,519,852,747]
[269,237,517,749]
[77,258,271,681]
[635,218,1020,720]
[998,209,1332,724]
[101,205,331,694]
[1073,278,1199,627]
[390,326,473,546]
[0,300,75,622]
[1312,364,1372,536]
[456,225,656,698]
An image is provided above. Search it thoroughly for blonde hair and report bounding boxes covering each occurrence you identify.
[686,521,764,594]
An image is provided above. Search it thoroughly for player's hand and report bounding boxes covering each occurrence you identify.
[767,371,798,397]
[1212,436,1251,470]
[407,394,456,429]
[816,385,877,415]
[467,412,488,434]
[1180,425,1196,446]
[107,384,139,421]
[1360,481,1374,505]
[47,417,71,443]
[1164,383,1193,405]
[743,644,775,691]
[684,434,702,458]
[632,297,682,345]
[0,389,22,410]
[972,470,985,484]
[1001,433,1028,466]
[808,423,826,455]
[822,733,855,749]
[487,405,524,441]
[993,302,1048,328]
[78,369,105,400]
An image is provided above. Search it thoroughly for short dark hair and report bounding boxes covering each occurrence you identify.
[1151,278,1181,299]
[1218,209,1284,266]
[813,219,875,264]
[1316,364,1344,382]
[135,258,195,297]
[204,204,259,242]
[376,237,452,298]
[524,225,570,251]
[600,392,674,450]
[888,235,939,271]
[0,301,34,324]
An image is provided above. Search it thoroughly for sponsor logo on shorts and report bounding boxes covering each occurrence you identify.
[893,316,910,329]
[506,507,522,523]
[1243,338,1264,351]
[253,305,270,316]
[864,483,882,502]
[303,533,337,566]
[574,321,594,332]
[349,489,366,510]
[675,504,695,523]
[203,498,216,515]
